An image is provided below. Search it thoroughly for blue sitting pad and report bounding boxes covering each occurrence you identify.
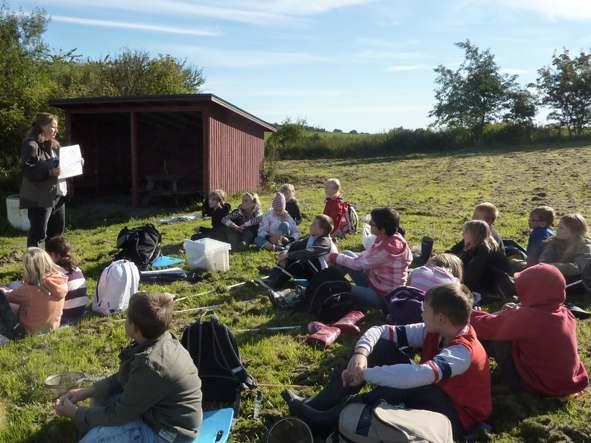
[151,255,184,269]
[193,408,234,443]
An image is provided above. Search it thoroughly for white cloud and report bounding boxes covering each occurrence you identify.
[355,50,424,61]
[48,0,377,25]
[386,64,431,72]
[498,0,591,21]
[51,15,220,36]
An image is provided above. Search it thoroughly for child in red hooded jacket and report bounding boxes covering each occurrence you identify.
[471,263,588,396]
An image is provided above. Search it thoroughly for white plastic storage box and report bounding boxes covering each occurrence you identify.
[183,238,232,272]
[5,194,30,232]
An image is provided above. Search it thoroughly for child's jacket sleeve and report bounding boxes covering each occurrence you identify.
[470,308,535,340]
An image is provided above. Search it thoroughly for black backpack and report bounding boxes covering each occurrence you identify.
[180,315,257,416]
[305,268,355,323]
[114,224,162,271]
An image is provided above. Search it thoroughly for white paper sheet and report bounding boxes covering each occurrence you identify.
[58,144,83,179]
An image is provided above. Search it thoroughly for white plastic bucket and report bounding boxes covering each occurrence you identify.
[183,238,232,272]
[5,194,30,232]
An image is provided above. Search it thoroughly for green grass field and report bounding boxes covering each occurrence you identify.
[1,144,590,442]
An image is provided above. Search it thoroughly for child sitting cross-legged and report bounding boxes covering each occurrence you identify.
[192,189,231,241]
[328,207,413,310]
[263,215,337,289]
[282,283,492,441]
[471,263,588,396]
[220,192,263,251]
[255,192,300,251]
[0,247,68,338]
[55,292,203,443]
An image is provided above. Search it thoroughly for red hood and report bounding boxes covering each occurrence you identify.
[515,263,565,308]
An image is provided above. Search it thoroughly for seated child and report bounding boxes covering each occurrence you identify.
[449,202,505,255]
[471,263,588,396]
[328,208,413,309]
[55,292,203,443]
[192,189,231,241]
[409,253,463,293]
[280,183,303,225]
[264,215,337,289]
[46,236,89,326]
[0,247,68,336]
[539,213,591,281]
[255,192,300,251]
[221,192,263,250]
[323,178,345,236]
[283,284,492,440]
[526,206,555,265]
[454,220,508,296]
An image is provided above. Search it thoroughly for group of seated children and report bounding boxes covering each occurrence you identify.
[0,237,88,342]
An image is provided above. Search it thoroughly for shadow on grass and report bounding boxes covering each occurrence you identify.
[23,417,79,443]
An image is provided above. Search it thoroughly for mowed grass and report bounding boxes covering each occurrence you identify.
[1,144,591,442]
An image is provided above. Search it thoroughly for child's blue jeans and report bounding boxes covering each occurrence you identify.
[255,221,291,249]
[334,250,385,310]
[79,419,193,443]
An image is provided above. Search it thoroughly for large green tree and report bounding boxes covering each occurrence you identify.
[430,40,518,141]
[536,49,591,136]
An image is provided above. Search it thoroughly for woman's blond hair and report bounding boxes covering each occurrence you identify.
[242,192,261,213]
[428,253,464,282]
[560,213,589,239]
[23,247,64,293]
[25,113,58,145]
[463,220,499,252]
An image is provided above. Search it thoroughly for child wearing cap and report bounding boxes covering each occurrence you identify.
[255,192,300,251]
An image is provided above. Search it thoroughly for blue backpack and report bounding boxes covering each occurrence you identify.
[386,286,425,325]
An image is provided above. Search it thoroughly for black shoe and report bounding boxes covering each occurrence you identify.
[281,389,306,404]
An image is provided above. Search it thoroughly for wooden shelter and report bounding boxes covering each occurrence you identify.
[49,94,275,206]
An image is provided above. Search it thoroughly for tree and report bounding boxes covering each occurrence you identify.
[503,87,537,127]
[0,4,54,171]
[430,40,517,142]
[536,49,591,136]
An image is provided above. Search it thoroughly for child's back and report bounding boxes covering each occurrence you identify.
[471,264,588,396]
[6,272,68,334]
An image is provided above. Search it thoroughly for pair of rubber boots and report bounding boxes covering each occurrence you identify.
[306,311,365,348]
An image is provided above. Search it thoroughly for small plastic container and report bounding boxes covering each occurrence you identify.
[183,238,232,272]
[5,194,30,231]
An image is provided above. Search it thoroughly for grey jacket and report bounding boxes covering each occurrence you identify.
[19,139,60,208]
[539,237,591,277]
[74,331,203,439]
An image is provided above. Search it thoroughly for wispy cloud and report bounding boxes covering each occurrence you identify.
[498,0,591,21]
[165,45,335,68]
[386,64,431,72]
[49,0,377,25]
[51,15,221,36]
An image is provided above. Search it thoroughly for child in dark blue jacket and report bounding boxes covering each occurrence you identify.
[526,206,555,266]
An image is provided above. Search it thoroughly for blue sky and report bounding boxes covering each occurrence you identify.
[15,0,591,132]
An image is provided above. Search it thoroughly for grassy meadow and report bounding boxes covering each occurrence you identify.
[0,144,590,442]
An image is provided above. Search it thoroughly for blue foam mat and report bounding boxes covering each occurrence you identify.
[193,408,234,443]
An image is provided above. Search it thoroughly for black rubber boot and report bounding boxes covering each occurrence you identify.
[265,266,292,289]
[284,396,344,435]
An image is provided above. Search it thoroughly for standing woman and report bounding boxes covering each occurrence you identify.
[19,113,67,247]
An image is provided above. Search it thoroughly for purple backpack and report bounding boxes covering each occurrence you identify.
[386,286,425,325]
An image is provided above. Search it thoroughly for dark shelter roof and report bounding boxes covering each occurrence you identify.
[49,93,276,132]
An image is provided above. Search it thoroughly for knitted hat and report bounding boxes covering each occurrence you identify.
[272,192,286,211]
[409,265,459,293]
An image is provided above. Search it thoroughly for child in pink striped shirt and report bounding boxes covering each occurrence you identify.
[328,207,412,309]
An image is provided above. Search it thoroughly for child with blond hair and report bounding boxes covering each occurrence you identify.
[221,192,263,250]
[0,247,68,336]
[323,178,345,235]
[280,183,302,225]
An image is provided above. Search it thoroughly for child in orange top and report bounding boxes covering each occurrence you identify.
[0,247,68,335]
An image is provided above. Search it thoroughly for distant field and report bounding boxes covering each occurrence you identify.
[0,144,590,442]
